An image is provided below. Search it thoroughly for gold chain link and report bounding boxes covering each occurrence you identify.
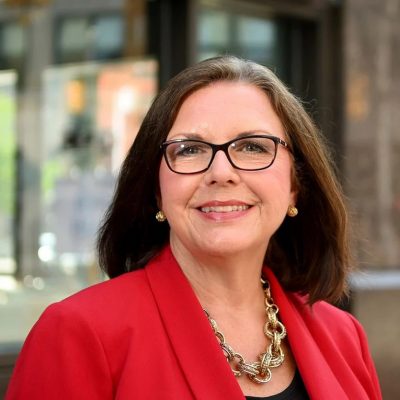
[204,279,286,384]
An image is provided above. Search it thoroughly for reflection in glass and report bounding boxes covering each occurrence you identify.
[41,59,158,278]
[197,7,279,70]
[0,22,26,71]
[238,16,275,46]
[2,24,25,60]
[0,71,17,276]
[58,18,88,61]
[93,16,124,59]
[56,15,124,63]
[198,10,229,47]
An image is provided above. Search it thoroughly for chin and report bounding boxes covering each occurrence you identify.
[193,237,257,258]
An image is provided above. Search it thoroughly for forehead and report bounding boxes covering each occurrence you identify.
[168,81,284,141]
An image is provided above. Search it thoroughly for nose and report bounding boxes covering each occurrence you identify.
[203,149,241,185]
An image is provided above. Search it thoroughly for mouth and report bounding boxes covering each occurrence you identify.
[196,200,252,214]
[200,204,250,213]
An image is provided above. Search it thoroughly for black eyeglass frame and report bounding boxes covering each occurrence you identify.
[160,134,290,175]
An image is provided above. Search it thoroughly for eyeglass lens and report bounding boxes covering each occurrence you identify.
[164,136,278,173]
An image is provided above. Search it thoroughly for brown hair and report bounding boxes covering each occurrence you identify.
[97,55,352,305]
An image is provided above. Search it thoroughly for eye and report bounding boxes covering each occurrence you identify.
[169,141,209,158]
[242,142,265,153]
[177,145,199,156]
[232,138,275,154]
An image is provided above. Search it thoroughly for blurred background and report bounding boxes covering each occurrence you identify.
[0,0,399,398]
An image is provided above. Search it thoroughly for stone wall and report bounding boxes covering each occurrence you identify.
[344,2,400,398]
[344,0,400,269]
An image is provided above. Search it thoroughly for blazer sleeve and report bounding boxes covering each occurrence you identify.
[5,302,113,400]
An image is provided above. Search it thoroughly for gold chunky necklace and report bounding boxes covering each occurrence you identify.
[204,279,286,384]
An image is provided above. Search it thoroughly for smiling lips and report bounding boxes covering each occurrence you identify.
[200,205,250,213]
[197,201,251,214]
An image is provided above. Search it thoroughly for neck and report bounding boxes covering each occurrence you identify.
[169,238,267,311]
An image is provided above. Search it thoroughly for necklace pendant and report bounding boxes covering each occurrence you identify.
[204,279,286,384]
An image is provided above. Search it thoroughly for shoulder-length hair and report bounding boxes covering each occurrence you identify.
[97,55,352,305]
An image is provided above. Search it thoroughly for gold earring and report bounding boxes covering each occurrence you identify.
[155,210,167,222]
[287,205,298,217]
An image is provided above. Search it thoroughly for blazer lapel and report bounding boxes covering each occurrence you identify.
[145,246,244,400]
[264,268,349,399]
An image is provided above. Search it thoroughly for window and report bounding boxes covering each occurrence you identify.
[198,9,281,72]
[0,21,26,71]
[196,2,318,103]
[55,14,124,64]
[0,59,158,346]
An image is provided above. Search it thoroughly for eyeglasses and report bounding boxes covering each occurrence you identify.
[160,134,290,174]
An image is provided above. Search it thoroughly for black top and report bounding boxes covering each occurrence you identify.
[245,370,309,400]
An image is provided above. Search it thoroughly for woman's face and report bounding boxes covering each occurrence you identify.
[159,81,297,260]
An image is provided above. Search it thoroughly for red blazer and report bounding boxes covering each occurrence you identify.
[6,246,382,399]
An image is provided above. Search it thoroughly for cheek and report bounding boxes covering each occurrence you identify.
[261,164,293,193]
[159,161,194,212]
[275,157,296,192]
[251,167,295,213]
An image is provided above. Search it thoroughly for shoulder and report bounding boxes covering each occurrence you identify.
[5,274,149,399]
[38,268,155,333]
[291,292,352,321]
[312,299,361,335]
[61,268,149,306]
[312,301,374,363]
[290,292,368,347]
[288,293,382,398]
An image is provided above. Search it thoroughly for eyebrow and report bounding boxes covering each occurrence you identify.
[235,130,274,138]
[170,130,275,141]
[173,133,203,140]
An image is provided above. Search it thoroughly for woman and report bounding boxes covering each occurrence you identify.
[6,56,381,399]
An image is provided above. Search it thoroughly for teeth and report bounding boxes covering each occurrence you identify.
[200,205,250,213]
